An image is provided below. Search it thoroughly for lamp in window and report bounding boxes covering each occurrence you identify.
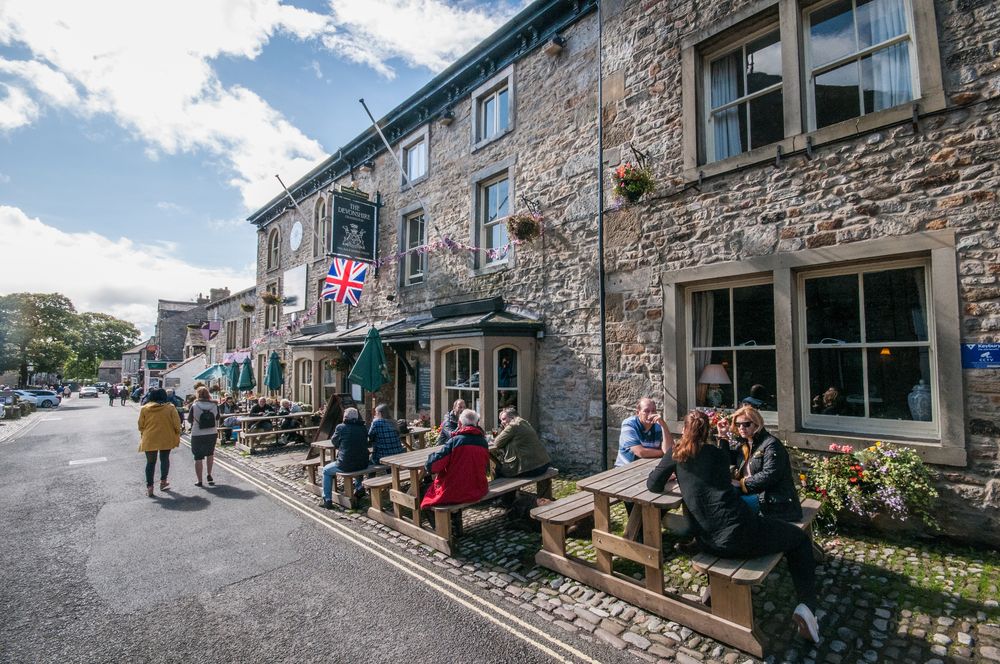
[697,363,731,408]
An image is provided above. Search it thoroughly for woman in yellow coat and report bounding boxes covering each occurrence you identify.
[138,388,181,496]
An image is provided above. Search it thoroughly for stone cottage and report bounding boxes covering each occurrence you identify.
[245,0,999,545]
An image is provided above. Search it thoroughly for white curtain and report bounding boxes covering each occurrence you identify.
[693,292,715,405]
[710,52,743,160]
[866,0,912,110]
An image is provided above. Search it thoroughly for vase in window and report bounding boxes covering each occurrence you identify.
[907,380,931,421]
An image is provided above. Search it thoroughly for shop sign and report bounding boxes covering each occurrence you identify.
[146,361,168,370]
[962,343,1000,369]
[331,191,377,262]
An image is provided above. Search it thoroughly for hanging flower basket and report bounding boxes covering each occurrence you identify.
[332,356,352,372]
[507,213,543,243]
[240,303,256,313]
[612,161,655,204]
[260,292,282,306]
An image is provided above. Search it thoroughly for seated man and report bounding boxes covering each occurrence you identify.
[421,409,490,535]
[368,404,405,466]
[321,408,370,509]
[614,397,675,467]
[436,398,466,445]
[491,407,551,479]
[248,397,274,432]
[276,399,306,445]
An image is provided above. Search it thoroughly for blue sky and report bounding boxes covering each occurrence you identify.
[0,0,526,335]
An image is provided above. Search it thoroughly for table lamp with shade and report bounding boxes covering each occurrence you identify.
[698,363,732,408]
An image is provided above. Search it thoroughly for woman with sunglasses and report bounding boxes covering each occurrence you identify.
[717,405,802,521]
[647,410,821,643]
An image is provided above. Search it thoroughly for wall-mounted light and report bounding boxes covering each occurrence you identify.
[418,339,428,349]
[438,109,455,127]
[543,35,566,56]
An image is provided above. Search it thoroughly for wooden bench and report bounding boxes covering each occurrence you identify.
[531,491,597,557]
[237,425,319,453]
[301,461,387,508]
[362,473,399,510]
[428,467,559,543]
[688,498,822,635]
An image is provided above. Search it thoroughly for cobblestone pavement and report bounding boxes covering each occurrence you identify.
[213,441,1000,664]
[0,408,44,444]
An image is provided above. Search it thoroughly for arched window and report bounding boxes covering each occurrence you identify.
[444,347,480,414]
[313,197,329,257]
[496,347,519,414]
[267,228,281,270]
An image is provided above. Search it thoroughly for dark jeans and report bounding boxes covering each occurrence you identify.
[713,517,817,611]
[144,450,171,487]
[499,463,551,507]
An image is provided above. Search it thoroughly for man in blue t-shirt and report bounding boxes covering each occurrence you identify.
[614,397,675,467]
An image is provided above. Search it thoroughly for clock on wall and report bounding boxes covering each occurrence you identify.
[289,221,303,251]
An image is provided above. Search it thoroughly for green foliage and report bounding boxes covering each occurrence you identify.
[798,442,939,531]
[73,312,141,364]
[64,354,100,381]
[611,162,656,204]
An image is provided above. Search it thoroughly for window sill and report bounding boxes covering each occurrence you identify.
[400,174,429,191]
[472,127,513,154]
[683,92,948,184]
[783,430,966,467]
[470,260,510,277]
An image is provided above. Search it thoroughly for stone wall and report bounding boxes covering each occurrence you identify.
[205,287,256,367]
[599,0,1000,544]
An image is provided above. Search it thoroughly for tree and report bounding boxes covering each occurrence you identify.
[64,353,99,381]
[73,312,140,363]
[0,293,78,386]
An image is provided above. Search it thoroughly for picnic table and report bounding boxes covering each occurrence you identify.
[401,426,432,451]
[235,412,319,453]
[532,458,821,656]
[364,446,556,556]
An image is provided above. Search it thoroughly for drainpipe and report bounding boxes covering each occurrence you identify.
[597,0,609,470]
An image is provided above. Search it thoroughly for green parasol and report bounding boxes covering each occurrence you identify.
[264,351,284,392]
[348,326,390,393]
[194,364,226,382]
[237,356,256,392]
[227,360,240,392]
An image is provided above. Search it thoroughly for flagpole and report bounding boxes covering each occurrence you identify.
[275,174,304,213]
[358,98,439,235]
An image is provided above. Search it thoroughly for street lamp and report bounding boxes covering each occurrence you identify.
[26,363,34,388]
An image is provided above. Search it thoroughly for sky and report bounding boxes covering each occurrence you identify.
[0,0,528,336]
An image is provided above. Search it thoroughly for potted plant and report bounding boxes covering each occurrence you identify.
[506,196,544,243]
[611,161,655,204]
[240,303,255,313]
[332,355,352,372]
[260,292,282,306]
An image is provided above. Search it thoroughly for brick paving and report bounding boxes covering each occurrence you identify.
[214,441,1000,663]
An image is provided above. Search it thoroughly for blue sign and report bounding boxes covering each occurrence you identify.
[962,343,1000,369]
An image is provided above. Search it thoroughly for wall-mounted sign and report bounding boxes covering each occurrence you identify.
[331,191,377,263]
[282,264,307,313]
[962,343,1000,369]
[146,361,167,370]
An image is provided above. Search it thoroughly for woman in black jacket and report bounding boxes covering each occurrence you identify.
[647,410,820,643]
[718,405,802,521]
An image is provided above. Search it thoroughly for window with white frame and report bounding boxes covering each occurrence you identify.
[403,211,427,285]
[444,348,480,414]
[688,281,777,411]
[316,278,334,323]
[267,228,280,270]
[403,139,427,183]
[297,359,313,405]
[496,347,519,413]
[313,197,329,257]
[478,86,510,142]
[800,259,934,434]
[705,27,784,162]
[264,282,279,329]
[806,0,916,130]
[321,359,337,405]
[479,176,509,266]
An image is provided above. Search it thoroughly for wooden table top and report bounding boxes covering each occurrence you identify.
[238,412,313,422]
[577,459,682,508]
[311,440,335,450]
[380,447,436,470]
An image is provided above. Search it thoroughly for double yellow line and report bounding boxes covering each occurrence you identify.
[207,450,603,663]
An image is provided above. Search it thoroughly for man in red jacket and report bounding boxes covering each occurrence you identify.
[421,409,490,534]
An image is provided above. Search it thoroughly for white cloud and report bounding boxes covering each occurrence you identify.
[322,0,524,78]
[309,60,324,80]
[0,83,39,130]
[0,205,254,337]
[0,172,10,184]
[0,0,331,209]
[156,201,191,215]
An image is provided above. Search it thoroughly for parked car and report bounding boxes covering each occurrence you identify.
[22,389,61,408]
[94,382,109,393]
[79,386,99,398]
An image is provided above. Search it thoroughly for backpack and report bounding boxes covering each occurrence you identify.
[197,404,217,429]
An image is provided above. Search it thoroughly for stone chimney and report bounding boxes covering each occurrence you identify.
[210,287,231,302]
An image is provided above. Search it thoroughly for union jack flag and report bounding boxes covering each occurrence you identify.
[322,258,368,305]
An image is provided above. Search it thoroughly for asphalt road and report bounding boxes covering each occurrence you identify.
[0,397,622,664]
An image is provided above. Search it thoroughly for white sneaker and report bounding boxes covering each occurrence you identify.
[793,603,821,643]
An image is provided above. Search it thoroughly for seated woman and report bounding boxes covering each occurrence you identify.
[717,405,802,521]
[647,410,820,644]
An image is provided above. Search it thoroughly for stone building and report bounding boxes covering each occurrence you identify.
[597,0,999,545]
[152,289,230,362]
[96,360,121,385]
[121,337,152,387]
[204,287,257,383]
[245,0,999,544]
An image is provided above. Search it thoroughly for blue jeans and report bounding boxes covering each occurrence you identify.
[322,462,364,501]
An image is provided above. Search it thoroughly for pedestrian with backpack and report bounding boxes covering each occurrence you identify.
[187,386,219,487]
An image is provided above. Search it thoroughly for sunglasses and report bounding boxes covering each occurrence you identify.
[735,421,754,428]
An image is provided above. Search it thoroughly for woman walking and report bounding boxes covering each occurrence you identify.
[138,388,181,496]
[646,410,821,643]
[187,386,219,487]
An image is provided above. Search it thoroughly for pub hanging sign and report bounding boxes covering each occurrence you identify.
[330,190,377,263]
